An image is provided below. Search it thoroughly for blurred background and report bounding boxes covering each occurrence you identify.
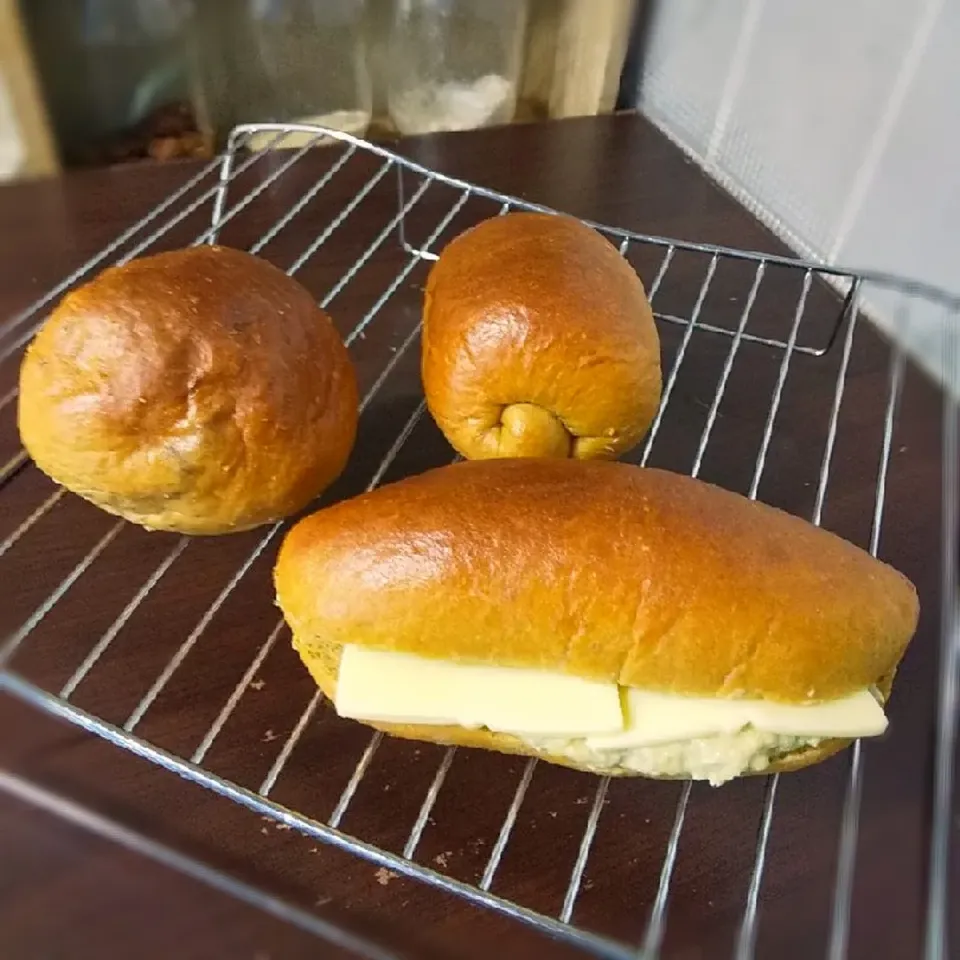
[1,0,957,390]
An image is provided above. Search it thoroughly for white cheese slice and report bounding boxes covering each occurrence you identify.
[585,688,887,750]
[335,645,888,744]
[335,644,625,736]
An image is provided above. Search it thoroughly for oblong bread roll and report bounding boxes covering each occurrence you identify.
[275,459,918,776]
[421,213,662,460]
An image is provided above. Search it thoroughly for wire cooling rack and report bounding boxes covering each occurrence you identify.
[0,122,957,960]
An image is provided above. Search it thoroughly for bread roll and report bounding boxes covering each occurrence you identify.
[18,245,358,535]
[275,459,918,781]
[422,212,661,460]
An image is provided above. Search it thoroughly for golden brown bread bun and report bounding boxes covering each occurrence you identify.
[275,459,918,776]
[18,245,358,535]
[422,212,662,460]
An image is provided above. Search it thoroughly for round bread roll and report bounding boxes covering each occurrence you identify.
[18,245,358,535]
[422,212,662,460]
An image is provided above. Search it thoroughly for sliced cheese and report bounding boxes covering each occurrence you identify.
[585,688,887,750]
[335,644,624,736]
[334,645,888,744]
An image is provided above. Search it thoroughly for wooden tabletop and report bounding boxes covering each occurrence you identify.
[0,114,950,960]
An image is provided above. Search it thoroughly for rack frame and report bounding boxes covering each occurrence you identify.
[0,122,956,960]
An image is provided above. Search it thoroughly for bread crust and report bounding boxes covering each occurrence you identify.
[18,245,358,535]
[422,213,662,460]
[276,459,917,703]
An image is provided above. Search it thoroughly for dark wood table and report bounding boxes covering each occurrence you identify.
[0,114,951,960]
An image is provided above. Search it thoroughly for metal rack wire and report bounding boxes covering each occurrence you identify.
[0,122,956,960]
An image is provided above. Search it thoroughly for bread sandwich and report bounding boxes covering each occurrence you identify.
[422,212,662,461]
[274,459,918,785]
[18,245,358,535]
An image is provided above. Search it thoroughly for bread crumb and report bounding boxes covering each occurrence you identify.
[375,868,398,886]
[261,826,269,835]
[315,896,332,907]
[548,811,558,818]
[251,678,266,691]
[575,796,588,805]
[275,822,292,831]
[262,729,278,743]
[433,851,452,868]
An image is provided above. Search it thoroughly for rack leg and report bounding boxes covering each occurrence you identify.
[395,164,410,254]
[395,164,452,263]
[925,375,959,960]
[210,131,243,244]
[814,279,861,358]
